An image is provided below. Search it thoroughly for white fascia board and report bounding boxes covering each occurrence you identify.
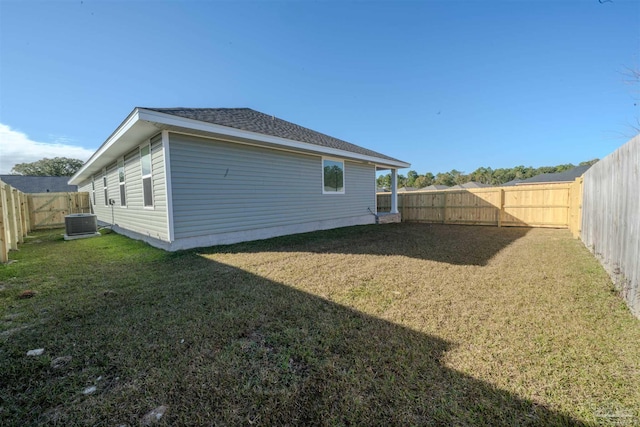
[69,109,142,185]
[137,109,411,169]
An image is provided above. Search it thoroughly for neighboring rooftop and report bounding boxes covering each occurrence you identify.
[422,185,450,191]
[502,164,593,186]
[397,186,418,192]
[144,107,404,163]
[0,175,78,193]
[449,182,493,189]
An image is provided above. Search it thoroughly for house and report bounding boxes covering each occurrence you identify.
[502,164,593,186]
[448,182,493,190]
[421,184,449,191]
[0,175,78,193]
[69,107,410,251]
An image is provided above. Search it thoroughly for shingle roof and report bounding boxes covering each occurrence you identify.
[460,181,492,188]
[422,184,450,191]
[512,164,593,185]
[0,175,78,193]
[144,107,403,163]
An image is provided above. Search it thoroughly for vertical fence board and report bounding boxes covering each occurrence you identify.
[27,192,91,230]
[0,181,30,256]
[0,184,7,262]
[5,184,18,250]
[14,189,24,244]
[581,135,639,318]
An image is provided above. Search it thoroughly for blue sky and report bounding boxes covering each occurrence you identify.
[1,0,638,175]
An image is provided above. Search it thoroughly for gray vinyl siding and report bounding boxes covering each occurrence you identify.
[169,133,376,239]
[78,179,93,207]
[83,136,169,241]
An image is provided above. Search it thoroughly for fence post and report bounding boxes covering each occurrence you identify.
[13,189,24,244]
[24,193,32,233]
[442,192,448,224]
[568,177,583,238]
[0,184,7,263]
[5,184,17,250]
[19,192,28,238]
[498,188,505,227]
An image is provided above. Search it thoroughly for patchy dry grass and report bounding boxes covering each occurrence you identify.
[1,224,639,426]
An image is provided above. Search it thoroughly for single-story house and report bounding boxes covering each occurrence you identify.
[449,181,493,189]
[502,164,593,186]
[421,184,450,191]
[69,107,410,251]
[0,175,78,193]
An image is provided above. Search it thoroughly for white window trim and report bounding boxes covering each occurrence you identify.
[322,157,346,195]
[118,158,127,208]
[102,168,109,206]
[91,176,96,206]
[140,142,154,209]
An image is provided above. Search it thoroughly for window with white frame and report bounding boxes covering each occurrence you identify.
[118,159,126,207]
[322,158,345,193]
[91,176,96,206]
[102,170,109,206]
[140,144,153,207]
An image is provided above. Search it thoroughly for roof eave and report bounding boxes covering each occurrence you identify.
[69,108,142,185]
[69,108,410,185]
[138,109,410,169]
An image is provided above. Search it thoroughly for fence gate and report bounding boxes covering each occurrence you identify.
[28,192,91,230]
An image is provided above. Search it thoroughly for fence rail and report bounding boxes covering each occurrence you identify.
[377,180,583,236]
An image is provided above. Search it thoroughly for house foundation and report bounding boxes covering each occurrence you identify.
[377,212,401,224]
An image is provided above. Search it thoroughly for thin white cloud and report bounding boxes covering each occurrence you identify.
[0,123,95,174]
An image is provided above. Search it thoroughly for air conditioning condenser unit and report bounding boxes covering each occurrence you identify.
[64,214,100,240]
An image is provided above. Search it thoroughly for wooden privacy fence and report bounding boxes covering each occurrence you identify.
[581,134,639,318]
[0,182,91,263]
[28,192,91,230]
[377,179,583,237]
[0,180,31,263]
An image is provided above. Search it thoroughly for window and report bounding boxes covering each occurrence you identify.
[322,158,345,193]
[102,170,109,206]
[91,176,96,206]
[118,159,126,207]
[140,144,153,207]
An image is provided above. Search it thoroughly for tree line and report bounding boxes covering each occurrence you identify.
[10,157,85,176]
[377,159,599,189]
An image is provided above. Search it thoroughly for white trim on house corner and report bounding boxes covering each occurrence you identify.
[137,108,410,170]
[161,130,175,242]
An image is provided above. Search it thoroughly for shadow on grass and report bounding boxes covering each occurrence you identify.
[1,232,588,425]
[198,223,531,266]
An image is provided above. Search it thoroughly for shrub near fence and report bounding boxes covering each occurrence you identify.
[377,180,583,236]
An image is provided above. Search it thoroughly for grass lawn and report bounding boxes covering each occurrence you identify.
[1,224,639,426]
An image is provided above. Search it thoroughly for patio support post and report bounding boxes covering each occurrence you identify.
[391,168,399,214]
